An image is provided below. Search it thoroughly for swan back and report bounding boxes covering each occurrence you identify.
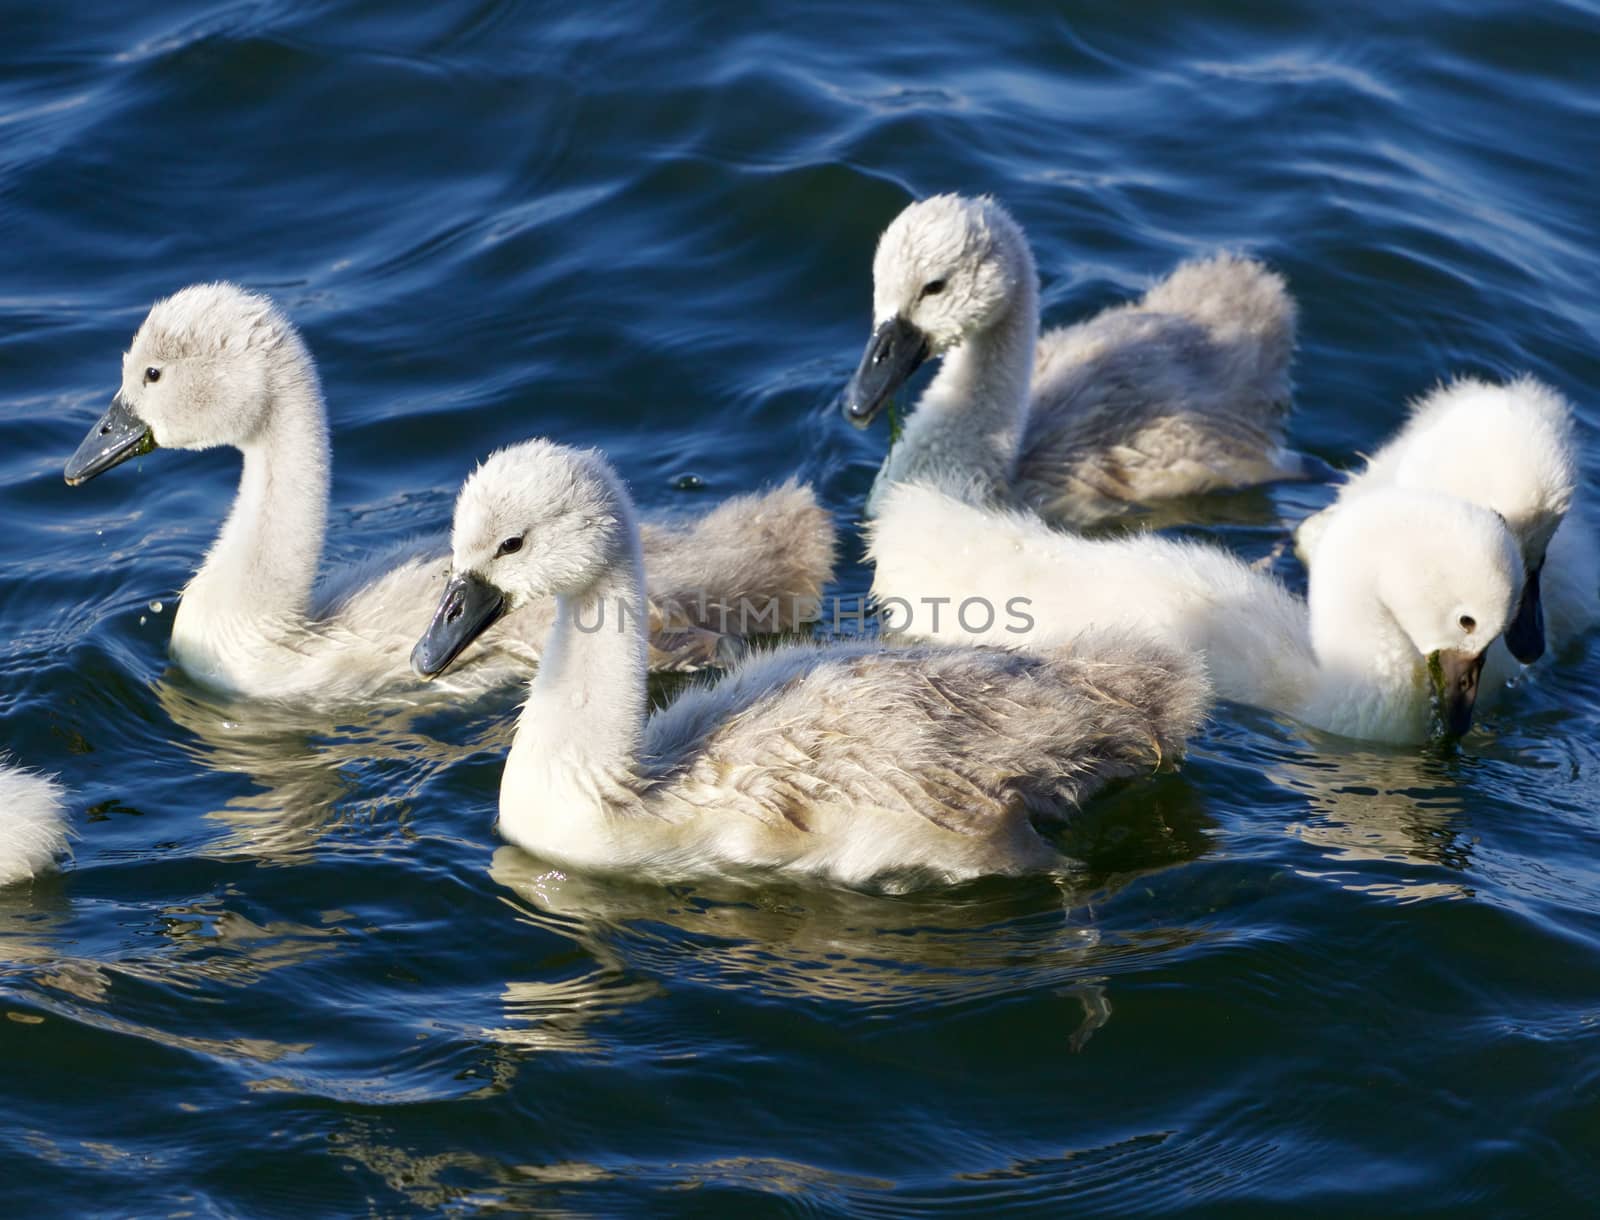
[0,762,68,886]
[638,478,836,631]
[1137,252,1297,388]
[1299,376,1577,568]
[866,478,1314,707]
[1017,254,1301,520]
[633,632,1210,884]
[646,631,1207,798]
[1387,377,1575,562]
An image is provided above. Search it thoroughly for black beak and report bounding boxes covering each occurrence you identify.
[842,315,929,428]
[1502,563,1545,665]
[411,571,507,679]
[1431,647,1488,738]
[64,393,157,486]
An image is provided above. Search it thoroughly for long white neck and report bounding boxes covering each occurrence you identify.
[872,278,1038,510]
[1301,544,1428,741]
[172,344,331,651]
[501,527,651,847]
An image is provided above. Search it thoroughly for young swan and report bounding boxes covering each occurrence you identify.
[64,283,835,704]
[844,194,1313,525]
[867,483,1524,744]
[1294,376,1597,673]
[0,761,68,886]
[411,440,1209,887]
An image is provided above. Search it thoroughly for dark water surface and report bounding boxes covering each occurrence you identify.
[4,0,1600,1214]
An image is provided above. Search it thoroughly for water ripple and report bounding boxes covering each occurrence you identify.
[3,0,1600,1212]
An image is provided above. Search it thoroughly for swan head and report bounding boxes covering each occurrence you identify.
[65,283,307,484]
[1391,376,1577,664]
[1315,489,1524,737]
[412,440,630,678]
[843,193,1035,427]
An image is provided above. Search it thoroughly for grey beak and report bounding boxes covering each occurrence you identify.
[411,571,507,679]
[1431,647,1488,738]
[842,315,929,428]
[1502,563,1545,665]
[64,393,157,486]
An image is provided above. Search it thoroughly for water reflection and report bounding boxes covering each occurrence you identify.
[148,665,713,863]
[1269,744,1475,901]
[7,933,314,1065]
[327,1117,622,1214]
[485,780,1218,1055]
[153,674,515,862]
[0,885,72,972]
[1,882,340,1068]
[327,1113,903,1215]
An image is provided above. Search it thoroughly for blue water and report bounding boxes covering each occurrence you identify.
[4,0,1600,1213]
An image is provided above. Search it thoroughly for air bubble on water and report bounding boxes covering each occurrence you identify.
[149,600,164,614]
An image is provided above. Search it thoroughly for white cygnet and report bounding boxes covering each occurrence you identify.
[1295,375,1597,683]
[867,481,1523,744]
[411,439,1210,887]
[65,283,836,705]
[844,194,1312,525]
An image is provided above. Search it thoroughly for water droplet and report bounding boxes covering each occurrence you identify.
[148,600,164,614]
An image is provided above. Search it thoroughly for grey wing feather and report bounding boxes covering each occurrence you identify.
[1017,255,1302,525]
[640,478,837,634]
[643,631,1210,836]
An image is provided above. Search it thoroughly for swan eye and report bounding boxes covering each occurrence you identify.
[495,536,524,558]
[144,366,161,384]
[1459,615,1476,633]
[920,279,947,298]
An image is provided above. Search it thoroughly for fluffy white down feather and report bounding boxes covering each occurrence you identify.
[0,762,68,886]
[1295,375,1598,683]
[867,480,1523,744]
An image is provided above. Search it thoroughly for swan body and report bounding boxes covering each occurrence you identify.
[0,762,68,886]
[867,481,1523,744]
[1294,376,1597,679]
[65,283,835,705]
[412,440,1209,887]
[844,194,1311,525]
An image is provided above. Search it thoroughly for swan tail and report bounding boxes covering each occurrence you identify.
[1142,253,1296,352]
[647,480,837,636]
[995,631,1214,819]
[1053,630,1213,774]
